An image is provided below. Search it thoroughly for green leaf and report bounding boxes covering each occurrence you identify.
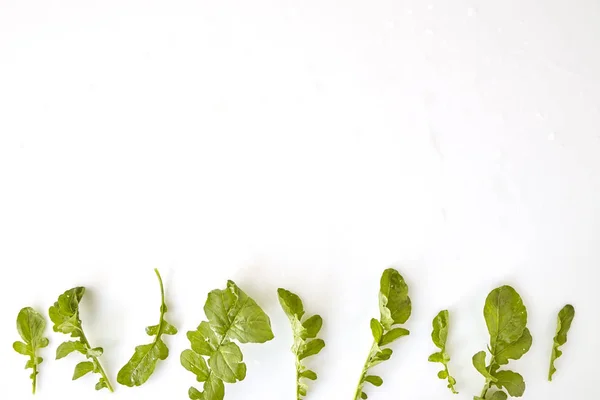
[378,268,411,330]
[56,341,87,359]
[484,286,527,347]
[493,370,525,397]
[380,327,409,346]
[13,307,49,394]
[181,349,210,382]
[51,287,113,392]
[302,315,323,339]
[364,375,383,386]
[494,328,532,365]
[472,351,497,382]
[431,310,449,349]
[117,269,178,387]
[370,319,383,343]
[188,321,221,356]
[182,281,273,399]
[549,304,575,381]
[428,352,444,363]
[278,288,325,399]
[489,391,508,400]
[209,342,247,383]
[73,361,94,380]
[205,280,274,343]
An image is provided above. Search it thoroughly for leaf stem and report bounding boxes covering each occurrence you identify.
[79,330,114,392]
[32,361,37,394]
[478,355,496,399]
[154,268,167,336]
[353,341,378,400]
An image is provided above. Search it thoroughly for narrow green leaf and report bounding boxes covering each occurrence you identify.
[302,315,323,339]
[472,351,496,382]
[431,310,449,349]
[370,319,383,343]
[380,327,409,346]
[549,304,575,381]
[117,269,177,387]
[56,341,87,359]
[298,339,325,360]
[13,307,49,394]
[364,375,383,386]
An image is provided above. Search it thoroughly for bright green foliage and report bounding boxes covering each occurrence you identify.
[13,307,49,394]
[428,310,458,394]
[548,304,575,381]
[473,286,532,400]
[353,269,411,400]
[49,287,114,392]
[117,269,178,387]
[278,288,325,399]
[181,280,274,400]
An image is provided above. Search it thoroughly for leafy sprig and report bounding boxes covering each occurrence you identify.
[49,287,114,392]
[473,285,532,400]
[181,280,274,400]
[353,268,411,400]
[548,304,575,381]
[428,309,458,394]
[117,268,178,387]
[278,288,325,399]
[13,307,49,394]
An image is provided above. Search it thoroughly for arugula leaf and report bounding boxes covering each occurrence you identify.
[548,304,575,381]
[117,269,178,387]
[49,287,114,392]
[13,307,49,394]
[278,288,325,399]
[354,269,411,400]
[473,286,532,399]
[181,280,274,399]
[428,310,458,394]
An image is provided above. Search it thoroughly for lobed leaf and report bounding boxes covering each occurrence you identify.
[117,269,178,387]
[13,307,49,394]
[428,309,458,393]
[548,304,575,381]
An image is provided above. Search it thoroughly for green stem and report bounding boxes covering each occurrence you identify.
[32,361,37,394]
[353,341,378,400]
[478,355,496,399]
[79,330,114,392]
[444,363,457,394]
[154,268,166,335]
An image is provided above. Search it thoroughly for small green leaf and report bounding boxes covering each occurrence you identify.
[494,328,532,365]
[489,391,508,400]
[180,349,209,382]
[493,370,525,397]
[380,327,409,346]
[549,304,575,381]
[429,352,444,363]
[370,319,383,343]
[73,361,94,380]
[431,310,449,349]
[364,375,383,386]
[298,339,325,360]
[56,341,87,359]
[302,315,323,339]
[277,288,305,320]
[188,321,220,356]
[472,351,497,382]
[13,341,32,356]
[378,268,411,330]
[438,370,448,379]
[13,307,49,394]
[209,342,246,383]
[300,369,317,380]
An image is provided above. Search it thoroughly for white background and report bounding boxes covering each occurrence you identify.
[0,0,598,399]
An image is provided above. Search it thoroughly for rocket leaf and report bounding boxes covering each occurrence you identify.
[473,286,531,399]
[181,280,274,399]
[117,269,178,387]
[428,310,458,394]
[548,304,575,381]
[353,269,411,400]
[278,288,325,400]
[13,307,49,394]
[49,287,114,392]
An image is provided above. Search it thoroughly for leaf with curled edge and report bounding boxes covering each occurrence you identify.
[182,280,274,400]
[49,287,113,392]
[428,310,458,394]
[117,269,178,387]
[354,269,411,400]
[278,288,325,400]
[13,307,49,394]
[548,304,575,381]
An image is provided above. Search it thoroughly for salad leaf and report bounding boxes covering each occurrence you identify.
[548,304,575,381]
[181,280,274,399]
[473,286,532,399]
[278,288,325,399]
[117,269,178,387]
[353,269,411,400]
[13,307,49,394]
[428,310,458,394]
[49,287,114,392]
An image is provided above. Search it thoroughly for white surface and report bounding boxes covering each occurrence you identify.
[0,1,598,399]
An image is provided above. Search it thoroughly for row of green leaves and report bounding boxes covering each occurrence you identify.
[13,269,575,399]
